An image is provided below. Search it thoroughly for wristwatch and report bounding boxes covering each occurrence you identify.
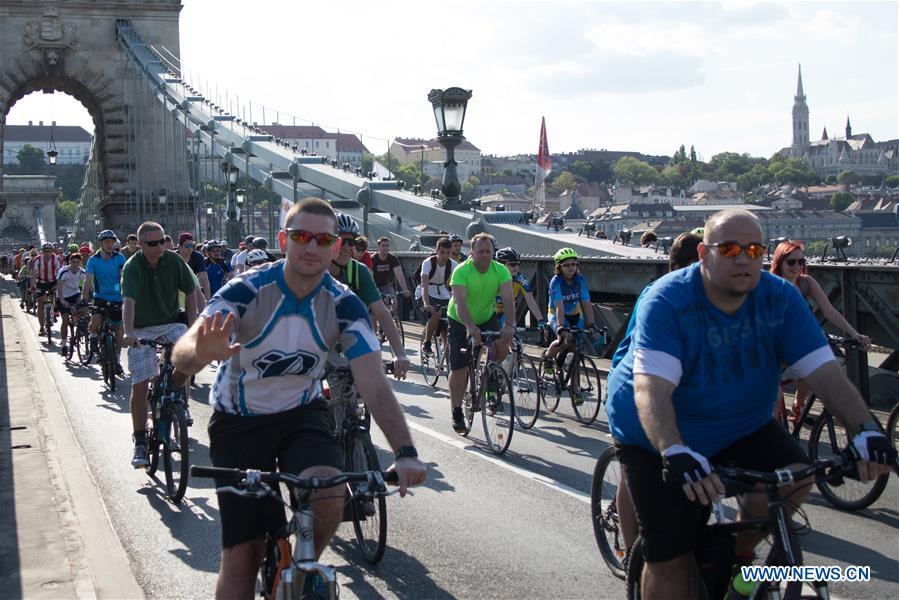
[394,445,419,460]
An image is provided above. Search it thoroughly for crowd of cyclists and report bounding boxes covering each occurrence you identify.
[3,202,897,599]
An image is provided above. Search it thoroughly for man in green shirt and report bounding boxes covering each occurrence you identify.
[121,221,198,468]
[447,233,516,434]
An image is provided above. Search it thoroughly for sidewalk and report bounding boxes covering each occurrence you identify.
[0,280,143,599]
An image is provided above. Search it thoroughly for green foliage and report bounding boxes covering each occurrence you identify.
[671,145,688,165]
[769,157,817,186]
[461,176,481,201]
[805,240,827,257]
[16,144,46,173]
[837,170,860,185]
[825,175,838,185]
[885,175,899,188]
[708,152,765,181]
[689,145,697,163]
[548,171,579,195]
[56,199,79,226]
[612,156,661,185]
[829,191,853,212]
[502,169,514,176]
[870,245,899,258]
[393,163,425,188]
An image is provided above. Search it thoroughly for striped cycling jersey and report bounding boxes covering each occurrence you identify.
[31,253,63,283]
[202,260,380,415]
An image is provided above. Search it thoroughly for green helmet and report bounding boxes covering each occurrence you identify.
[691,227,705,236]
[553,247,578,264]
[68,243,79,252]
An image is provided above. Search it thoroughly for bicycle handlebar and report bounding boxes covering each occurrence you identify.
[190,465,399,489]
[139,337,174,349]
[826,333,865,351]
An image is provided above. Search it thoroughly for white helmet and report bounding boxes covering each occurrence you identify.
[246,249,268,265]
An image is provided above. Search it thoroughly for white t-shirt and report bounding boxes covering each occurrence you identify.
[57,265,87,298]
[231,249,247,272]
[417,256,457,301]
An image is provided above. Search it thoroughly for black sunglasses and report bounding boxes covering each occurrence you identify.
[785,258,806,267]
[504,262,520,267]
[143,239,165,247]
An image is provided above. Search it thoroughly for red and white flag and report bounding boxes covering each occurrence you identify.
[534,117,551,208]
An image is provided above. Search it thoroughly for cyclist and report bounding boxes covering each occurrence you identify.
[770,239,871,424]
[447,233,517,433]
[171,198,426,599]
[30,242,63,337]
[16,249,31,307]
[448,233,467,262]
[541,248,599,388]
[120,234,139,259]
[251,237,277,263]
[56,252,87,356]
[418,237,457,355]
[204,240,233,296]
[230,235,254,275]
[243,248,268,269]
[493,247,544,328]
[370,236,411,336]
[354,235,374,270]
[83,230,127,375]
[121,221,197,468]
[605,208,895,600]
[78,242,93,262]
[177,232,210,316]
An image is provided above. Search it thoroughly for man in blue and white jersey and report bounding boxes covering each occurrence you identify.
[606,208,895,600]
[173,198,426,599]
[83,229,127,374]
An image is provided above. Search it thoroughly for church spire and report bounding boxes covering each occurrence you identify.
[845,115,852,138]
[796,63,805,99]
[822,126,828,140]
[791,63,810,157]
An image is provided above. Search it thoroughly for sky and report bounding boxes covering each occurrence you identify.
[6,1,898,161]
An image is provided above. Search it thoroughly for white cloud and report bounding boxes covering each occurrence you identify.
[800,8,859,37]
[584,20,710,57]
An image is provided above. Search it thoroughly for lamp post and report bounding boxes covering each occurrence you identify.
[428,87,472,210]
[47,122,58,166]
[158,188,167,226]
[236,187,247,235]
[222,162,240,248]
[205,203,214,239]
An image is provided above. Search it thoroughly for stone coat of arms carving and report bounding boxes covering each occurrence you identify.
[23,6,79,65]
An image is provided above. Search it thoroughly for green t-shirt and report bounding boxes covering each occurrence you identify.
[122,250,197,328]
[447,259,512,325]
[334,258,381,306]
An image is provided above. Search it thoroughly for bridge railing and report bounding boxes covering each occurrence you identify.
[72,138,99,243]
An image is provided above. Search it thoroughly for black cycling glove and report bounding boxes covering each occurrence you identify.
[850,431,896,466]
[662,444,713,484]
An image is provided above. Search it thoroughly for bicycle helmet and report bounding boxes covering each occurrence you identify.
[691,227,705,237]
[246,249,268,265]
[68,243,79,252]
[553,247,578,264]
[336,213,359,236]
[448,234,463,243]
[251,237,268,249]
[41,242,54,251]
[495,247,520,263]
[98,229,117,241]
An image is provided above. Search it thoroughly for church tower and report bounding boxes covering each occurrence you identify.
[791,64,810,157]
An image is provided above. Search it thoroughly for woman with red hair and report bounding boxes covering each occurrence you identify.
[770,240,871,423]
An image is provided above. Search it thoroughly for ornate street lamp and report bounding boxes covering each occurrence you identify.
[47,122,58,166]
[158,188,168,205]
[428,87,472,210]
[222,161,241,248]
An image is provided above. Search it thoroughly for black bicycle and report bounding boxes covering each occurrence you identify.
[84,302,119,391]
[503,329,543,430]
[539,326,603,425]
[326,365,389,564]
[65,301,91,363]
[419,308,448,387]
[35,287,55,345]
[378,294,405,348]
[780,334,889,510]
[142,337,191,503]
[591,445,629,580]
[625,452,891,599]
[459,331,516,455]
[191,466,399,599]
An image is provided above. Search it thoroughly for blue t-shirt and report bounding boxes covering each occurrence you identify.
[205,258,233,295]
[202,261,379,415]
[85,251,126,302]
[548,273,590,320]
[606,264,830,456]
[610,283,653,371]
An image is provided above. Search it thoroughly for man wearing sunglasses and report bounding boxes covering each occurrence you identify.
[172,198,426,599]
[606,208,895,600]
[178,232,211,316]
[121,222,198,469]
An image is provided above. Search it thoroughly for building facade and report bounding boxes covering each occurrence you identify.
[3,122,92,165]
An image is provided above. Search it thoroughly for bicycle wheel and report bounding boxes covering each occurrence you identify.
[420,336,439,387]
[888,402,899,450]
[808,411,888,511]
[572,355,601,425]
[393,316,405,348]
[348,434,388,564]
[102,335,117,392]
[540,356,561,412]
[759,514,826,599]
[44,304,53,344]
[591,446,627,580]
[162,402,191,503]
[481,363,514,455]
[625,537,645,600]
[510,354,541,430]
[147,385,162,476]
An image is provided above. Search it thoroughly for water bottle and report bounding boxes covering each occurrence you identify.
[724,571,756,600]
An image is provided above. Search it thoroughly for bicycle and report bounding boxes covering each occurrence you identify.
[378,294,405,348]
[141,337,191,503]
[539,326,603,425]
[34,287,55,345]
[325,365,390,564]
[625,452,889,600]
[65,301,91,363]
[591,445,629,580]
[502,329,543,430]
[84,302,120,391]
[459,330,516,455]
[888,400,899,451]
[190,466,399,600]
[779,334,889,511]
[419,308,448,387]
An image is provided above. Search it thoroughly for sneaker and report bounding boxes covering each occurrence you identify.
[452,412,468,434]
[422,340,433,354]
[131,444,149,469]
[542,359,555,376]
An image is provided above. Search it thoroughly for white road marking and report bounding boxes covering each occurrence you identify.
[405,420,591,504]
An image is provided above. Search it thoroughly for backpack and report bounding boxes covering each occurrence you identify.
[413,255,452,288]
[344,259,362,293]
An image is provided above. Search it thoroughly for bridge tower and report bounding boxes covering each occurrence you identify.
[0,0,191,239]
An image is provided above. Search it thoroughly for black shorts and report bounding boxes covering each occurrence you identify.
[616,419,809,563]
[57,294,81,314]
[36,281,56,297]
[92,298,123,324]
[208,400,345,548]
[447,315,500,371]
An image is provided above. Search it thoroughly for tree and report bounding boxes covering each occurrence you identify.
[56,199,79,226]
[708,152,765,181]
[548,171,578,195]
[612,156,661,185]
[17,144,46,174]
[671,145,687,165]
[393,163,424,188]
[829,191,853,212]
[837,170,860,186]
[689,145,697,163]
[825,175,838,185]
[461,176,480,202]
[569,161,592,181]
[885,175,899,188]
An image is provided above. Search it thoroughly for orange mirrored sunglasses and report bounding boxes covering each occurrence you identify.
[706,241,766,260]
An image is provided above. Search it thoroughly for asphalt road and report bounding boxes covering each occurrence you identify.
[16,299,899,599]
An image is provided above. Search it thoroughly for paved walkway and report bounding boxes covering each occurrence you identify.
[0,279,142,599]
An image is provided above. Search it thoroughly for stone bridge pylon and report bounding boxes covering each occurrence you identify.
[0,0,192,233]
